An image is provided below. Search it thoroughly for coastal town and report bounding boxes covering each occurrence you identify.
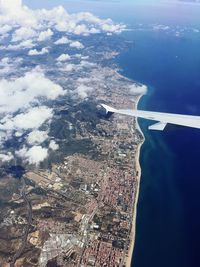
[29,98,142,267]
[0,86,144,266]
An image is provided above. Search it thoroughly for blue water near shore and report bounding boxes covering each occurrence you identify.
[117,15,200,267]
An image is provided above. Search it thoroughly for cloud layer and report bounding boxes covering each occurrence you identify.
[0,0,126,165]
[0,0,126,45]
[28,47,49,55]
[0,68,65,165]
[16,145,48,165]
[0,69,65,114]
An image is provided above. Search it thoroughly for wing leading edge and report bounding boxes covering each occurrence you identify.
[101,104,200,131]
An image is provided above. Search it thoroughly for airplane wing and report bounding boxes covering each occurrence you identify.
[101,104,200,131]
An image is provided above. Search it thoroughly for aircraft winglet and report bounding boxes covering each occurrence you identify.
[148,122,167,131]
[101,104,117,114]
[100,103,200,130]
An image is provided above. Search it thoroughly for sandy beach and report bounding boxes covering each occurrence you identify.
[126,94,145,267]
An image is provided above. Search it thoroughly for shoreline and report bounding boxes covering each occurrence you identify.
[126,93,145,267]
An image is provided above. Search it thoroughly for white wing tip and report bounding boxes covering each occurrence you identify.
[148,122,167,131]
[101,104,117,114]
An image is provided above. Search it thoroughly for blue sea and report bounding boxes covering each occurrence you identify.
[116,3,200,267]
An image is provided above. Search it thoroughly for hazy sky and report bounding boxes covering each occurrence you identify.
[23,0,185,9]
[22,0,200,25]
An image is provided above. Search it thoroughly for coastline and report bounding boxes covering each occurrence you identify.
[126,93,145,267]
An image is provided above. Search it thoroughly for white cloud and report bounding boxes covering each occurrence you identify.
[0,106,53,131]
[54,36,70,45]
[0,0,23,12]
[129,84,147,95]
[49,140,59,150]
[12,27,37,42]
[0,0,37,28]
[70,41,84,49]
[0,0,127,163]
[0,57,23,75]
[27,130,48,145]
[38,29,53,42]
[0,24,12,35]
[0,57,11,74]
[0,68,67,164]
[76,84,93,99]
[101,23,126,33]
[89,27,100,34]
[58,60,95,73]
[0,69,65,114]
[80,60,96,68]
[0,67,66,163]
[61,63,77,72]
[7,39,35,50]
[74,54,82,58]
[0,152,13,162]
[28,47,48,55]
[0,1,126,42]
[56,53,71,62]
[1,57,9,64]
[15,131,23,137]
[68,12,125,34]
[73,24,88,35]
[17,145,48,165]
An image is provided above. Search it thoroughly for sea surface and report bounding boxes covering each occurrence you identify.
[116,4,200,267]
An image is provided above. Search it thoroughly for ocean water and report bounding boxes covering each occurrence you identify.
[117,7,200,267]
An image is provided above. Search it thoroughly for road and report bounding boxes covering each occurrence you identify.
[10,176,32,267]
